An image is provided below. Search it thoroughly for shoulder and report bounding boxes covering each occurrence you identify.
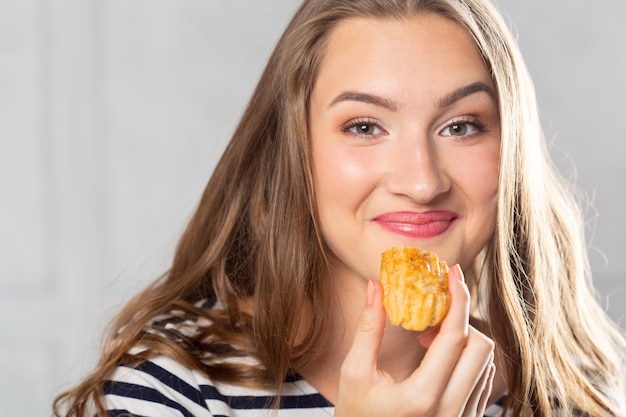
[104,355,334,417]
[104,355,213,417]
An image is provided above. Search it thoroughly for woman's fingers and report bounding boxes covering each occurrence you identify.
[443,328,494,399]
[340,279,386,380]
[337,267,496,417]
[336,279,388,417]
[439,263,470,334]
[461,359,496,417]
[417,323,439,349]
[408,264,470,389]
[444,327,494,390]
[478,363,497,415]
[407,264,495,415]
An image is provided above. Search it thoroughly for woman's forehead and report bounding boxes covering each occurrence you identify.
[313,15,494,110]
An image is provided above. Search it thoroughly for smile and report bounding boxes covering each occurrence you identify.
[372,210,458,239]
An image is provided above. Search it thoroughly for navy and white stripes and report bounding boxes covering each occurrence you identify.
[104,354,335,416]
[103,353,505,416]
[102,300,505,416]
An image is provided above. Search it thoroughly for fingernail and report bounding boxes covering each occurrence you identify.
[366,279,375,306]
[452,264,465,283]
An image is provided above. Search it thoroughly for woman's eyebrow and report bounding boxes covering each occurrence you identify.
[328,82,496,112]
[328,92,399,111]
[437,81,496,108]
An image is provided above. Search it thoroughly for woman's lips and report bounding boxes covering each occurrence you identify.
[373,210,458,238]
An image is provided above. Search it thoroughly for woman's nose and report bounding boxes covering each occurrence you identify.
[384,138,451,203]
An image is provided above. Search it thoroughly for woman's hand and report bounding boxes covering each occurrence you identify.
[334,265,495,417]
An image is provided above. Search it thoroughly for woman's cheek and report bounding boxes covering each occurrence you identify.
[317,145,380,197]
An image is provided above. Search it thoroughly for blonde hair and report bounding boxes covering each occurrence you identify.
[54,1,626,416]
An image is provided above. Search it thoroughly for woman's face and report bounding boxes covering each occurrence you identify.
[310,14,500,283]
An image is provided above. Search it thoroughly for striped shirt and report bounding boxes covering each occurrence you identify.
[103,353,507,416]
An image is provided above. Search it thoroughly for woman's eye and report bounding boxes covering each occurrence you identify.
[440,119,485,138]
[448,123,470,136]
[353,124,378,135]
[342,119,385,137]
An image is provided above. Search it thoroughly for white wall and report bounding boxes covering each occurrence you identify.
[496,0,626,322]
[0,1,624,416]
[0,1,298,416]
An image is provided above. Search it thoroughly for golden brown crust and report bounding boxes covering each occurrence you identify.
[380,247,451,331]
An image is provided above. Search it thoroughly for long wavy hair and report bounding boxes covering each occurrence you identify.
[54,0,626,416]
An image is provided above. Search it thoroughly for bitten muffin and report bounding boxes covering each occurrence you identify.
[380,247,451,331]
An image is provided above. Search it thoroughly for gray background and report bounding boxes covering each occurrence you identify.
[0,1,624,416]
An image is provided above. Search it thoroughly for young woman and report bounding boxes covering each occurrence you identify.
[53,0,626,416]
